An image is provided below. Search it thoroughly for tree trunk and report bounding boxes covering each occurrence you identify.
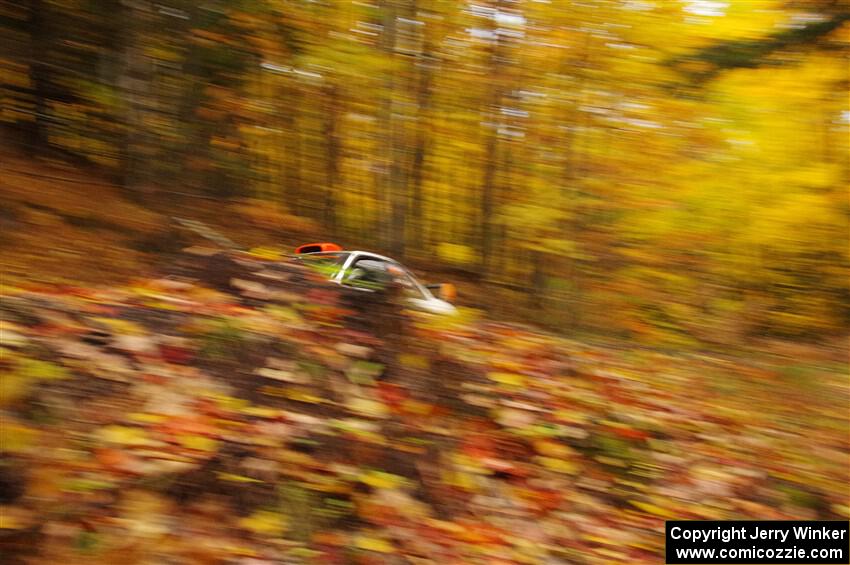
[530,250,545,310]
[378,0,410,258]
[323,83,342,232]
[409,40,435,253]
[480,104,500,276]
[479,6,507,276]
[24,0,49,151]
[117,0,147,193]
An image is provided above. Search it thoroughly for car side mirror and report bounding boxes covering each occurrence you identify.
[432,283,456,303]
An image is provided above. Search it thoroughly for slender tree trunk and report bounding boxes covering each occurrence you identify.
[375,0,394,247]
[388,130,408,258]
[177,4,207,192]
[25,0,49,151]
[530,249,545,310]
[288,86,303,212]
[324,83,342,232]
[409,33,435,253]
[409,71,432,252]
[409,130,427,250]
[480,104,500,276]
[117,0,147,192]
[378,0,410,258]
[273,79,302,211]
[479,7,507,276]
[558,35,592,328]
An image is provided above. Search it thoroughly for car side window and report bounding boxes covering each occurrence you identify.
[343,258,392,290]
[342,258,428,299]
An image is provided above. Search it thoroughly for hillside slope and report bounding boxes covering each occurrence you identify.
[2,247,848,564]
[0,143,320,286]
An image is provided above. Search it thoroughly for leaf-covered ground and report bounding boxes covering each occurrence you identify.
[1,250,847,565]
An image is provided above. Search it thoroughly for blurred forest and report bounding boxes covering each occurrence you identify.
[1,0,848,344]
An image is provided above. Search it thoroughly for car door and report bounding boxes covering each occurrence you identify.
[338,256,430,303]
[341,258,393,291]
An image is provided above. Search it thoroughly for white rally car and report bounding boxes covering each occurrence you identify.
[292,243,457,315]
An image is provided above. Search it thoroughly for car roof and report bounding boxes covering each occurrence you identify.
[298,250,401,265]
[350,250,402,264]
[294,251,351,258]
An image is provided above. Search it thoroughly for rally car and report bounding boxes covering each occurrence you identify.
[292,243,457,315]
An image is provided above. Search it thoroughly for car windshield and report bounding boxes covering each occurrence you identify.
[392,266,430,301]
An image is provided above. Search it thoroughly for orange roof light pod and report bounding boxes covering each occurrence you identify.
[294,242,343,254]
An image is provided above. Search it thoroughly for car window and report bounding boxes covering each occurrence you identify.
[342,258,428,299]
[343,258,392,290]
[391,267,429,300]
